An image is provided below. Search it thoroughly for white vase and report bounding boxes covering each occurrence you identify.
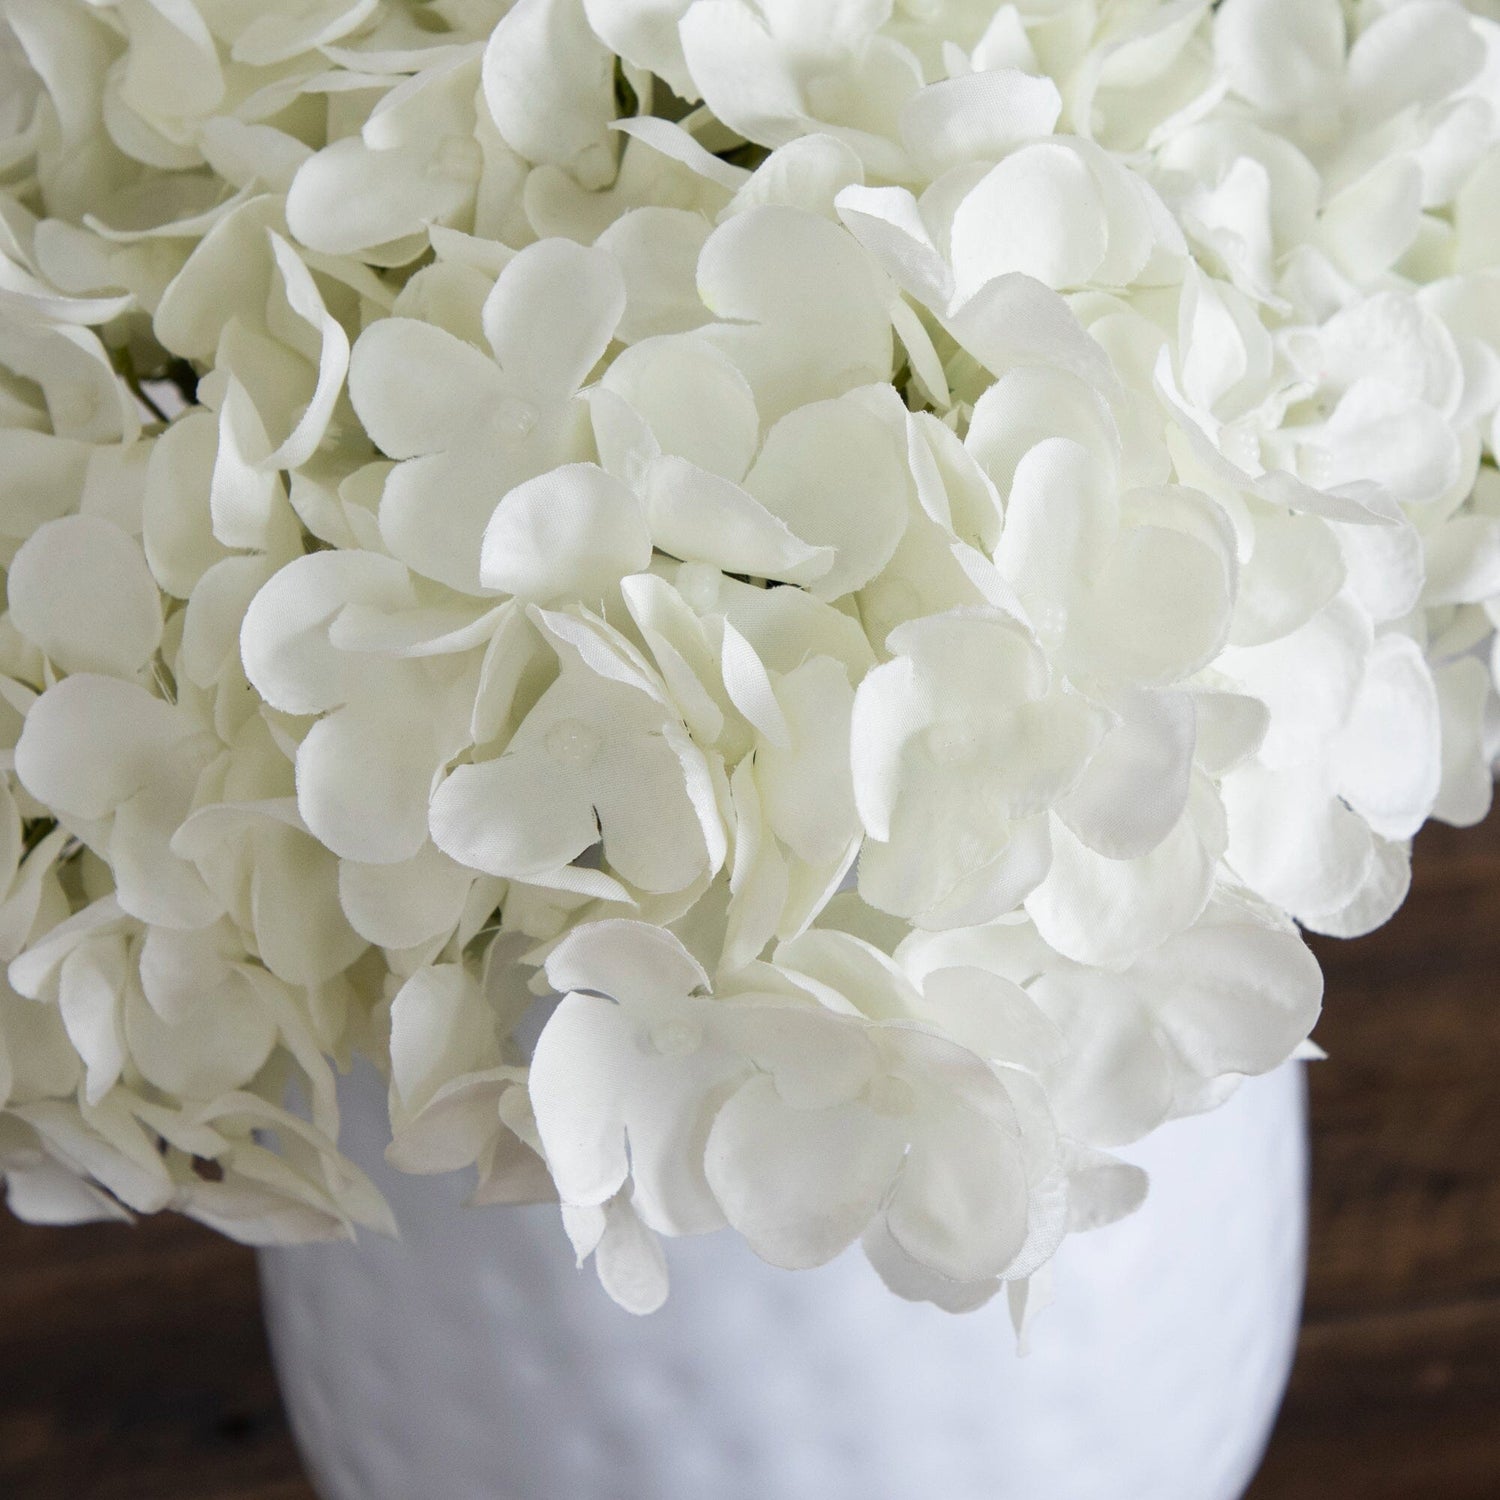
[259,1060,1307,1500]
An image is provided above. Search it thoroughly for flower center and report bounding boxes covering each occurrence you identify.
[1032,600,1069,641]
[545,718,603,768]
[923,721,978,766]
[496,397,537,441]
[649,1018,702,1057]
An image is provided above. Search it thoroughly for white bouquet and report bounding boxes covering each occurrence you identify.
[0,0,1496,1322]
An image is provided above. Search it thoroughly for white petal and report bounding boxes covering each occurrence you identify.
[8,515,162,677]
[1214,0,1345,114]
[696,206,892,424]
[1026,782,1223,969]
[240,552,416,716]
[993,437,1117,612]
[678,1,806,152]
[546,919,710,1007]
[642,458,834,585]
[862,1215,1002,1312]
[15,676,184,822]
[339,842,476,951]
[704,1073,905,1270]
[1218,595,1373,770]
[885,1103,1029,1284]
[1300,834,1410,939]
[390,965,496,1115]
[261,232,350,472]
[482,0,615,183]
[849,654,917,842]
[594,1194,671,1315]
[914,966,1064,1075]
[381,433,595,598]
[592,723,722,892]
[1432,656,1495,829]
[594,206,714,344]
[1069,524,1234,686]
[348,317,506,460]
[1221,761,1374,919]
[528,991,632,1205]
[900,70,1062,178]
[1028,970,1173,1146]
[1056,690,1196,859]
[58,938,128,1107]
[1232,510,1345,647]
[296,699,446,866]
[1137,899,1323,1079]
[431,753,599,880]
[745,394,910,599]
[967,365,1120,495]
[250,824,368,986]
[482,238,626,400]
[1329,633,1440,842]
[583,0,694,96]
[720,621,790,748]
[834,184,954,308]
[286,135,468,258]
[600,335,759,480]
[124,971,277,1100]
[139,923,235,1024]
[480,463,651,603]
[756,656,860,867]
[950,144,1109,298]
[945,272,1118,392]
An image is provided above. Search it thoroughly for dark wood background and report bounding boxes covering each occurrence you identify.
[2,811,1498,1499]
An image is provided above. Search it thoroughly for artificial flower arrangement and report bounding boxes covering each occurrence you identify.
[0,0,1496,1326]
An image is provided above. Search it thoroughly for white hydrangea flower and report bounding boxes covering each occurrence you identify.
[0,0,1496,1320]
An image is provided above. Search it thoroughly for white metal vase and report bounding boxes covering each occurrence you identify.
[259,1059,1307,1500]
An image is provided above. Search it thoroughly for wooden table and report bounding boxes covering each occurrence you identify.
[3,811,1498,1499]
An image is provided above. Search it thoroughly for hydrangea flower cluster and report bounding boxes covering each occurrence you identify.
[1,0,1497,1320]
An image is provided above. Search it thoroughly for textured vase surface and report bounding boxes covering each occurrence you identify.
[259,1059,1307,1500]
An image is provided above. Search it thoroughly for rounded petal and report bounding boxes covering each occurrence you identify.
[15,676,183,822]
[704,1073,906,1270]
[8,516,162,677]
[1329,633,1440,842]
[885,1104,1030,1283]
[482,238,626,400]
[296,700,442,865]
[899,69,1062,179]
[389,965,496,1114]
[950,143,1109,297]
[430,754,599,880]
[641,458,834,585]
[528,991,633,1206]
[339,842,475,951]
[601,335,759,480]
[240,552,416,716]
[286,136,472,257]
[1138,901,1323,1079]
[124,971,277,1099]
[546,919,710,1008]
[1056,690,1196,860]
[1069,525,1234,686]
[482,0,615,182]
[745,395,910,600]
[1026,781,1224,969]
[348,318,506,461]
[1221,761,1374,919]
[480,463,651,603]
[696,206,892,424]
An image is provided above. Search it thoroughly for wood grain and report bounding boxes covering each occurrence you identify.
[3,810,1498,1499]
